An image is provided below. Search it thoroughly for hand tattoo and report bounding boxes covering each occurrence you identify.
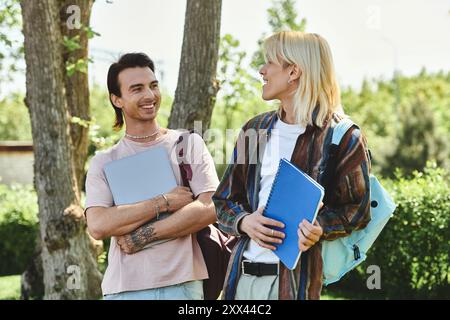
[118,222,158,254]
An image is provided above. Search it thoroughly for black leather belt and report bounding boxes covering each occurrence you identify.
[241,261,279,277]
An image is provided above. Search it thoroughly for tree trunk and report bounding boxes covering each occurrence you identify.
[20,238,44,300]
[20,0,102,299]
[59,0,93,189]
[168,0,222,130]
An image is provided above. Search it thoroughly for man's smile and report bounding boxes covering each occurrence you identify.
[139,102,156,109]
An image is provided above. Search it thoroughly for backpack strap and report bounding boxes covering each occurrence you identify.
[322,117,357,204]
[173,129,196,188]
[331,118,356,145]
[173,130,237,300]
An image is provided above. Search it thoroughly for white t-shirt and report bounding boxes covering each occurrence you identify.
[243,118,306,263]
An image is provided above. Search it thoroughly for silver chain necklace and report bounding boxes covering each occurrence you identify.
[125,126,160,140]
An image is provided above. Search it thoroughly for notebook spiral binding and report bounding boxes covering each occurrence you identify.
[264,159,284,215]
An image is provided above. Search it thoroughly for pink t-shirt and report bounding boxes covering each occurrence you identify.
[85,129,219,295]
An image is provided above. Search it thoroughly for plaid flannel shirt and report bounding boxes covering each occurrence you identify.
[213,109,372,300]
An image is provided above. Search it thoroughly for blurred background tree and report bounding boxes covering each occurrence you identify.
[251,0,306,71]
[168,0,222,130]
[0,93,31,140]
[385,95,448,177]
[0,0,23,96]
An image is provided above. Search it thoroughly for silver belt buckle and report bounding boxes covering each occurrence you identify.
[241,260,250,275]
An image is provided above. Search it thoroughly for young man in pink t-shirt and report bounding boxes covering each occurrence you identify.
[85,53,219,299]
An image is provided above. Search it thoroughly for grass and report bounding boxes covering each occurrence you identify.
[321,293,348,300]
[0,275,21,300]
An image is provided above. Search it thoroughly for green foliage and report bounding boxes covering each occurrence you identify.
[62,35,82,52]
[0,93,31,140]
[216,34,257,127]
[97,247,108,274]
[85,26,101,40]
[385,97,448,176]
[218,34,258,108]
[251,0,307,71]
[66,58,90,77]
[88,83,121,151]
[267,0,307,32]
[63,26,99,77]
[213,34,259,173]
[326,162,450,299]
[0,184,38,276]
[0,0,21,46]
[342,70,450,177]
[0,0,23,93]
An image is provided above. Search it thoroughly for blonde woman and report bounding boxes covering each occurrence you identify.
[213,31,371,300]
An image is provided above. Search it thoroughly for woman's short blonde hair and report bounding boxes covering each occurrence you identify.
[263,31,342,128]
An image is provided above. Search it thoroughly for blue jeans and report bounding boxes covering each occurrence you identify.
[103,280,204,300]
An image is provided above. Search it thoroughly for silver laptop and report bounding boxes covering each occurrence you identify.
[103,146,178,247]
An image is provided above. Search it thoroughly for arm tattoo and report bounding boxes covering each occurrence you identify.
[126,221,159,252]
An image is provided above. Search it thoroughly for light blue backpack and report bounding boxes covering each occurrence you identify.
[321,118,397,286]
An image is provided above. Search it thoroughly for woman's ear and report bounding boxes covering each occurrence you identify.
[289,64,302,82]
[111,94,123,109]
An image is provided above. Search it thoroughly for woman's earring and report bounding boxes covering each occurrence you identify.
[288,79,292,84]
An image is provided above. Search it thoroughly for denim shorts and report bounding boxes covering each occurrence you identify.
[103,280,204,300]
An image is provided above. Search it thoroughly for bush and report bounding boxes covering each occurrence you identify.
[325,162,450,299]
[0,93,32,141]
[0,184,38,276]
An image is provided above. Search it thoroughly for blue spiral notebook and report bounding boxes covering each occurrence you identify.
[263,158,324,270]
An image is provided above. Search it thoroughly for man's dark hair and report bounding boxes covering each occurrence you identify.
[107,53,155,130]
